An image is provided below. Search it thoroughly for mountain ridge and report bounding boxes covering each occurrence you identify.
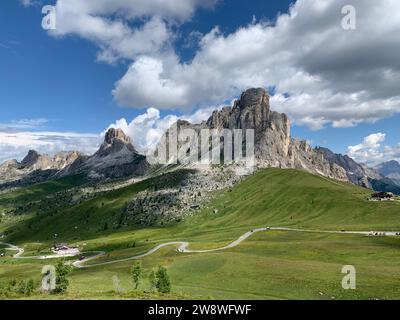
[375,160,400,186]
[0,88,399,195]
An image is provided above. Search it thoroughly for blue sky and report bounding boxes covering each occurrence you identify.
[0,0,292,133]
[0,0,399,164]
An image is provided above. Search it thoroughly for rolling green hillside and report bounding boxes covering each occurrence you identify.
[5,168,400,245]
[1,168,400,299]
[0,174,87,211]
[191,168,400,231]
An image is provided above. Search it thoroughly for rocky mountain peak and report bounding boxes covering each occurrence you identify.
[21,150,41,167]
[70,127,149,179]
[96,128,137,157]
[235,88,270,111]
[162,87,348,182]
[375,160,400,187]
[104,128,132,145]
[376,160,400,173]
[206,87,274,132]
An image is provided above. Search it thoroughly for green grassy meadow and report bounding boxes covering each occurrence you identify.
[1,168,400,299]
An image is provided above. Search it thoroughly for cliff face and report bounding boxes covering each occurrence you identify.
[0,150,82,185]
[2,88,399,193]
[206,88,291,165]
[160,88,348,181]
[287,140,348,181]
[0,128,150,187]
[375,160,400,186]
[316,147,400,194]
[65,128,149,178]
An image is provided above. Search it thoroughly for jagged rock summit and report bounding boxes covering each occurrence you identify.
[375,160,400,186]
[0,128,149,186]
[65,128,149,178]
[1,88,399,195]
[316,147,400,194]
[207,88,275,133]
[0,150,82,185]
[21,150,41,167]
[96,128,137,157]
[167,88,348,181]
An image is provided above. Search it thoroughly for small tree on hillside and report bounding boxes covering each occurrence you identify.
[131,261,142,289]
[148,269,157,292]
[156,266,171,294]
[54,260,72,294]
[26,279,36,296]
[112,275,123,295]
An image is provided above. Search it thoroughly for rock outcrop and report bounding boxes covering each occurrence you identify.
[0,128,149,186]
[0,150,82,185]
[316,147,400,194]
[375,160,400,186]
[64,128,149,178]
[1,88,399,194]
[157,88,348,181]
[315,147,374,187]
[207,88,292,165]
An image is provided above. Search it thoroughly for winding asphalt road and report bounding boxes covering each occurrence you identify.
[2,227,399,269]
[0,242,24,257]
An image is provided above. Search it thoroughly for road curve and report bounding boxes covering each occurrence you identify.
[2,227,400,268]
[0,242,24,257]
[74,228,270,268]
[71,227,400,268]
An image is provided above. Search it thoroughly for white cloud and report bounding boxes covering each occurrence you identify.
[0,131,101,164]
[53,0,216,21]
[104,106,219,153]
[0,118,48,131]
[0,106,219,163]
[20,0,41,7]
[347,133,400,165]
[113,57,188,107]
[0,119,101,164]
[109,0,400,129]
[23,0,398,134]
[49,0,217,63]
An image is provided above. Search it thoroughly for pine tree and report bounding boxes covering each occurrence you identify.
[54,260,72,294]
[149,270,157,292]
[131,261,142,289]
[156,266,171,294]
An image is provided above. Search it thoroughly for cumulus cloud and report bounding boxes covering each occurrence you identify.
[104,106,219,153]
[31,0,400,132]
[0,106,218,163]
[108,0,400,129]
[0,118,48,132]
[347,133,400,165]
[20,0,41,7]
[113,57,188,107]
[0,119,99,163]
[49,0,217,63]
[0,131,101,164]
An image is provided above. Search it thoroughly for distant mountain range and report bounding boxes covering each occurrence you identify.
[315,147,400,194]
[375,160,400,187]
[1,88,399,195]
[0,128,149,189]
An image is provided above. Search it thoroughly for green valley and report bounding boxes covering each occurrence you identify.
[1,168,399,299]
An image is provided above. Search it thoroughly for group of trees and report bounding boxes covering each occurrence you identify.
[131,261,171,294]
[0,260,72,298]
[54,260,72,294]
[0,278,37,297]
[1,260,170,298]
